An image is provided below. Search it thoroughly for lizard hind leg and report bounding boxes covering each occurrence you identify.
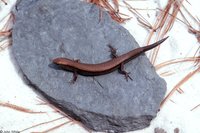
[69,70,78,84]
[107,44,133,81]
[118,63,133,81]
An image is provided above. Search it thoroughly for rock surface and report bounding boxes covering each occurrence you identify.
[12,0,166,132]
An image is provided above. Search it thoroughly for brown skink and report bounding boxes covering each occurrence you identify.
[53,37,168,82]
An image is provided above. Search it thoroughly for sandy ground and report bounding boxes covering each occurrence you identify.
[0,0,200,133]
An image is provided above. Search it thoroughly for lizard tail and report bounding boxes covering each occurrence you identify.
[142,36,169,52]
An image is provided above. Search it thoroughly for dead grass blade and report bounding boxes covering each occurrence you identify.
[0,39,11,51]
[150,0,184,65]
[87,0,130,23]
[1,0,7,5]
[112,0,119,12]
[0,101,45,114]
[155,57,200,70]
[159,71,175,77]
[178,3,200,43]
[34,121,71,133]
[188,27,200,43]
[36,96,92,133]
[123,1,154,31]
[157,8,190,27]
[123,0,183,65]
[190,104,200,111]
[160,67,200,107]
[0,13,15,51]
[177,88,184,94]
[20,117,66,132]
[0,29,12,36]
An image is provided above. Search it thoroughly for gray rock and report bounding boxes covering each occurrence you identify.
[12,0,166,132]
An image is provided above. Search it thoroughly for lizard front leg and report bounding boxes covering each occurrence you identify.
[69,59,80,84]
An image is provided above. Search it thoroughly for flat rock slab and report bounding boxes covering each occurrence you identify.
[12,0,166,132]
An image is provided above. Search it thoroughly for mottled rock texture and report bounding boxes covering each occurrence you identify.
[12,0,166,132]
